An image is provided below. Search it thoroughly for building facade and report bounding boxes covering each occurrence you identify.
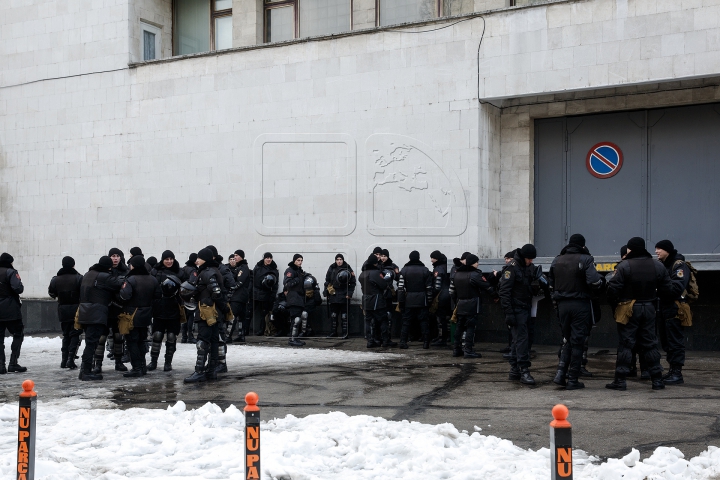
[2,0,719,344]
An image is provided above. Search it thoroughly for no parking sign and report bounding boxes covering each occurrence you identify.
[586,142,623,179]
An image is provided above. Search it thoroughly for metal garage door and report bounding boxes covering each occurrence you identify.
[535,103,720,257]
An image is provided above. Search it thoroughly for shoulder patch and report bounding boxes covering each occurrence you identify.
[122,282,127,288]
[503,270,511,279]
[676,270,684,279]
[15,273,21,280]
[286,272,292,277]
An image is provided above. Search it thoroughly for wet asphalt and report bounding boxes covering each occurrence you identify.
[2,335,720,461]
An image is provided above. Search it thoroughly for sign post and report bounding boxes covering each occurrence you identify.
[17,380,37,480]
[244,392,260,480]
[550,404,572,479]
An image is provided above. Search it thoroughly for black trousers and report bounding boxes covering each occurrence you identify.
[455,314,477,352]
[61,321,82,355]
[81,323,104,365]
[0,319,24,361]
[557,299,593,378]
[330,302,349,316]
[252,299,273,335]
[182,307,197,338]
[125,327,148,370]
[364,309,385,342]
[401,307,429,342]
[659,315,686,367]
[509,309,531,370]
[230,301,248,334]
[616,303,662,376]
[197,320,219,367]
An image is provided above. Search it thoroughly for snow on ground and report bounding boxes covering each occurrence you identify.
[1,400,719,480]
[10,336,398,372]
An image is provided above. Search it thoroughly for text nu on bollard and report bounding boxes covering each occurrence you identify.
[245,392,261,480]
[17,379,37,480]
[550,404,572,479]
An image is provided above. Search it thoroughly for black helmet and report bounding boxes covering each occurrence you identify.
[179,281,197,299]
[336,269,350,284]
[382,269,395,282]
[303,275,316,290]
[161,275,181,298]
[277,300,287,310]
[262,274,277,289]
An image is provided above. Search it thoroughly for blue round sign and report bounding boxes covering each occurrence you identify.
[586,142,623,179]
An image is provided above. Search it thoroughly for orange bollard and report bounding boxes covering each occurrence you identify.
[17,380,37,480]
[244,392,260,480]
[550,404,572,479]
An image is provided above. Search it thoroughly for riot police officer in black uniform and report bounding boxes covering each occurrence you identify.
[449,254,493,358]
[359,254,389,348]
[499,244,538,385]
[548,234,605,390]
[48,256,83,370]
[0,253,26,374]
[378,249,399,344]
[252,252,279,336]
[324,254,356,338]
[149,250,187,371]
[429,250,451,347]
[185,248,225,383]
[77,256,123,381]
[97,247,128,374]
[285,254,308,347]
[606,237,683,391]
[119,255,160,377]
[228,250,252,342]
[181,253,199,343]
[397,251,433,349]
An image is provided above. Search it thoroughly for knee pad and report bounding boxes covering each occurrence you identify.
[293,317,301,327]
[387,312,392,321]
[152,331,164,343]
[166,332,177,344]
[331,313,337,320]
[301,311,308,320]
[113,331,123,342]
[341,313,347,321]
[98,335,107,346]
[196,340,209,354]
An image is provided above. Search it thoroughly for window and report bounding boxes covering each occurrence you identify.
[264,0,351,42]
[379,0,439,26]
[173,0,232,55]
[141,22,162,61]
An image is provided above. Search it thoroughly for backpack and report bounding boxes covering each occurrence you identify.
[674,260,699,302]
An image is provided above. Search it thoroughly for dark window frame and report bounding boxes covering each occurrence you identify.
[172,0,232,56]
[376,0,447,26]
[263,0,355,43]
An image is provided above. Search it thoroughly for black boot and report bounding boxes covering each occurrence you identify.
[663,366,684,385]
[509,366,521,381]
[605,374,627,391]
[184,341,208,383]
[579,366,593,377]
[423,340,431,349]
[8,354,27,373]
[651,373,665,390]
[382,340,398,348]
[0,349,6,374]
[463,349,481,359]
[640,370,650,380]
[327,314,338,338]
[431,337,447,347]
[366,340,380,348]
[234,330,246,343]
[66,344,79,370]
[553,369,567,387]
[627,365,638,377]
[61,353,69,369]
[519,369,536,386]
[147,357,158,371]
[566,376,585,390]
[184,370,206,383]
[164,340,176,372]
[452,348,463,357]
[123,367,143,377]
[399,342,409,349]
[115,360,128,372]
[79,361,103,381]
[215,363,228,374]
[205,362,218,381]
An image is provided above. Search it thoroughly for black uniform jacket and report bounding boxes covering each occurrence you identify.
[398,260,433,308]
[659,252,691,319]
[359,264,388,311]
[548,244,605,301]
[229,259,252,303]
[48,268,83,323]
[606,250,682,305]
[252,260,279,303]
[119,268,160,328]
[450,265,493,315]
[77,264,123,326]
[498,250,535,314]
[0,263,24,322]
[151,260,187,321]
[283,263,307,308]
[324,261,356,304]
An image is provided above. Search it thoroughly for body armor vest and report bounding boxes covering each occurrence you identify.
[0,267,14,298]
[125,275,156,308]
[453,271,479,300]
[553,254,589,295]
[54,274,81,305]
[624,258,658,301]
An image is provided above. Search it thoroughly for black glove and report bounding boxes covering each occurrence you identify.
[505,314,517,327]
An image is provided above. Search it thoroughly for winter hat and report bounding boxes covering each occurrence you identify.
[373,247,383,255]
[161,250,175,261]
[654,239,674,253]
[430,250,442,260]
[366,254,379,266]
[263,252,273,259]
[147,256,157,267]
[128,255,146,269]
[381,249,390,257]
[216,255,223,263]
[335,254,345,261]
[197,248,214,263]
[187,253,197,265]
[520,244,537,259]
[108,247,123,257]
[461,252,471,260]
[235,250,245,259]
[620,245,628,258]
[293,254,304,262]
[99,256,113,269]
[130,247,143,257]
[0,252,14,264]
[627,237,646,252]
[206,245,218,256]
[62,256,75,269]
[465,254,479,266]
[409,251,420,261]
[504,251,514,259]
[569,234,586,248]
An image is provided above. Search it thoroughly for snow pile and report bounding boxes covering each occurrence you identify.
[1,400,720,479]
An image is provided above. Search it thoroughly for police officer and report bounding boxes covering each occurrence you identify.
[119,255,159,377]
[181,253,199,343]
[48,256,83,370]
[77,256,123,381]
[499,244,538,385]
[429,250,451,347]
[449,254,493,358]
[228,250,252,343]
[303,272,322,336]
[324,254,356,338]
[655,239,691,385]
[285,254,309,347]
[606,237,683,391]
[378,249,400,344]
[252,252,279,336]
[0,253,26,374]
[97,247,129,374]
[149,250,187,372]
[397,251,433,349]
[203,246,235,374]
[548,234,605,390]
[185,248,224,383]
[359,254,389,348]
